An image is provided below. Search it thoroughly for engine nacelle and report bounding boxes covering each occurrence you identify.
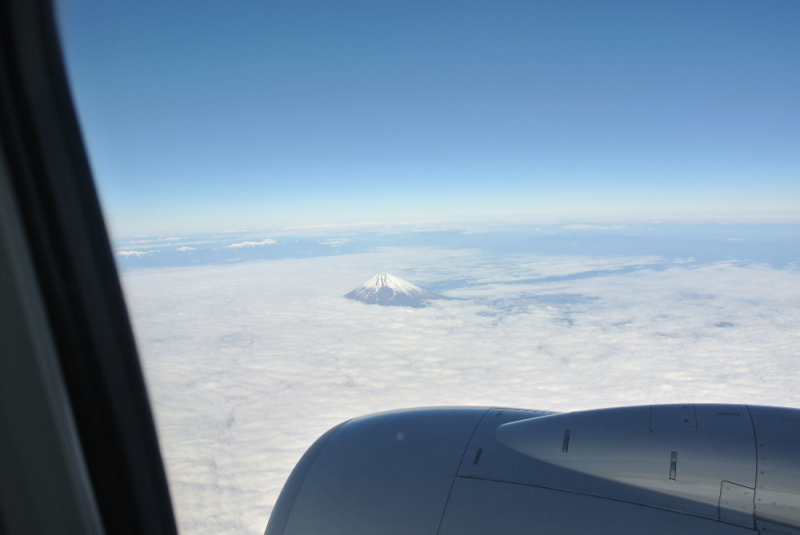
[266,404,800,534]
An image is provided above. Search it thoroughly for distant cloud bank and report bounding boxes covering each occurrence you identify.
[128,237,180,245]
[224,239,277,249]
[563,224,628,230]
[115,250,153,257]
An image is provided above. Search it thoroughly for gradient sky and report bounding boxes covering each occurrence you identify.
[55,1,800,237]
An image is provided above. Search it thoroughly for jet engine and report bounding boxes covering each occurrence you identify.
[266,404,800,534]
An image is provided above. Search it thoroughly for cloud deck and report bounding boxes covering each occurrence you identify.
[121,244,800,534]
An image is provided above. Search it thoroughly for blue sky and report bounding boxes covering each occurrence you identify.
[56,1,800,237]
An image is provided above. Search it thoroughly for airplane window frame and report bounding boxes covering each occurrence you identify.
[0,1,177,533]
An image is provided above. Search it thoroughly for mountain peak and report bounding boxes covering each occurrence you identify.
[345,273,443,308]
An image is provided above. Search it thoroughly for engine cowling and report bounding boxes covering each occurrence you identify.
[266,404,800,534]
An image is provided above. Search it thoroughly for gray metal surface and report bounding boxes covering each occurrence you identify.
[651,404,697,432]
[281,407,488,535]
[439,477,756,534]
[267,404,800,534]
[265,422,346,535]
[720,481,755,528]
[462,404,756,523]
[750,405,800,534]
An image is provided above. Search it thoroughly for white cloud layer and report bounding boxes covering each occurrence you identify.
[563,224,628,230]
[224,239,277,249]
[115,250,153,257]
[121,247,800,534]
[128,237,181,245]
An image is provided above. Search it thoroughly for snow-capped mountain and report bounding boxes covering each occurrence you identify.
[345,273,443,308]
